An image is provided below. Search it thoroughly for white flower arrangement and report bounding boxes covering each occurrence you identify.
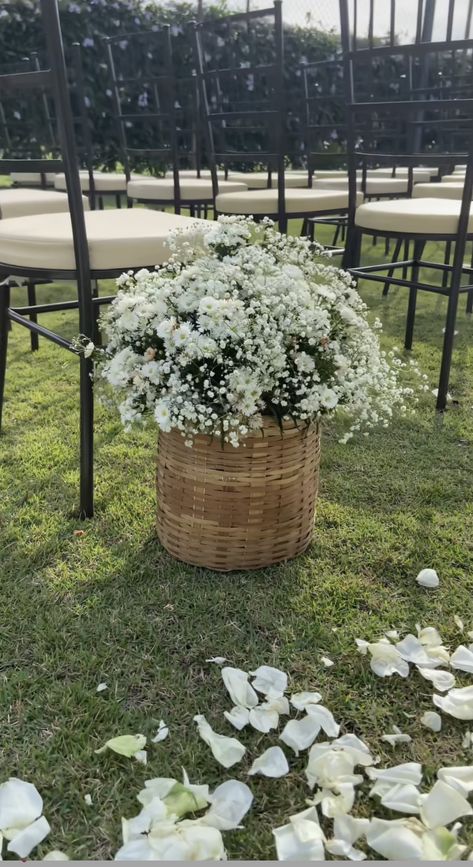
[99,216,418,446]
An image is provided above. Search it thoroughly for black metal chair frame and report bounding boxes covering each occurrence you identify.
[340,0,473,411]
[192,2,354,234]
[0,0,160,518]
[104,28,211,216]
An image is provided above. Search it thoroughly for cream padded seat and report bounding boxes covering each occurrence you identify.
[0,208,200,272]
[216,187,363,216]
[164,169,226,180]
[54,170,133,193]
[127,177,247,202]
[355,197,473,235]
[441,173,465,182]
[413,182,465,200]
[314,176,409,195]
[227,171,309,189]
[0,187,89,219]
[10,172,57,186]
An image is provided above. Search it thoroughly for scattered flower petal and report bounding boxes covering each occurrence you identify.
[273,807,325,861]
[193,714,246,768]
[42,851,70,861]
[224,706,250,731]
[96,682,108,693]
[420,780,473,829]
[380,783,421,814]
[416,568,439,588]
[248,705,279,733]
[95,734,146,759]
[151,721,169,743]
[357,638,410,678]
[450,645,473,674]
[326,814,369,861]
[381,725,412,747]
[203,780,253,830]
[462,731,473,749]
[250,665,288,698]
[434,686,473,720]
[7,816,51,858]
[0,778,43,834]
[84,793,92,806]
[206,657,227,665]
[290,691,322,711]
[368,762,423,796]
[421,711,442,732]
[221,667,258,709]
[134,750,148,766]
[437,766,473,796]
[280,714,322,755]
[305,704,340,737]
[418,667,455,692]
[321,656,334,668]
[454,616,465,633]
[366,816,424,860]
[249,747,289,779]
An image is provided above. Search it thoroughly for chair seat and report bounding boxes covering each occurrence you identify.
[441,174,465,183]
[227,171,309,189]
[127,177,247,203]
[54,171,132,193]
[164,169,226,180]
[314,177,409,195]
[0,188,89,219]
[413,182,465,200]
[355,197,473,235]
[0,208,200,272]
[10,172,57,186]
[216,187,362,216]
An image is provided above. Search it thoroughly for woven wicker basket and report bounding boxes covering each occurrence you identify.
[156,418,320,572]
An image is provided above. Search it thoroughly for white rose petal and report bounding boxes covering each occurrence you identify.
[248,705,279,733]
[333,734,375,767]
[417,625,444,647]
[250,665,288,698]
[7,816,51,858]
[194,714,246,768]
[203,780,253,830]
[84,793,93,806]
[462,731,473,749]
[42,851,70,861]
[416,568,439,588]
[321,656,334,668]
[359,638,410,678]
[96,682,108,693]
[249,746,289,778]
[151,720,169,743]
[421,711,442,732]
[450,645,473,674]
[368,762,423,796]
[206,657,227,665]
[290,691,322,711]
[0,778,43,833]
[422,826,467,861]
[434,685,473,720]
[418,667,455,692]
[134,750,148,765]
[224,706,250,731]
[380,783,422,814]
[326,814,369,861]
[221,667,258,708]
[454,616,465,632]
[305,704,340,737]
[95,733,147,758]
[366,817,424,860]
[381,726,412,747]
[396,635,433,666]
[438,766,473,796]
[280,714,322,755]
[420,780,473,829]
[273,807,325,861]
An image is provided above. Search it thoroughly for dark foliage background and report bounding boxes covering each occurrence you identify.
[0,0,338,169]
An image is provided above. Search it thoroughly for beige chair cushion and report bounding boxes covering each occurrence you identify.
[0,188,89,219]
[413,182,466,200]
[441,174,465,183]
[10,172,57,186]
[216,187,362,216]
[368,167,437,181]
[127,177,246,202]
[164,169,226,180]
[314,177,408,195]
[54,171,132,193]
[355,197,473,235]
[227,171,309,189]
[0,208,201,272]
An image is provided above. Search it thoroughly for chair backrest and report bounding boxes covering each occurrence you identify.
[69,42,97,207]
[340,0,473,233]
[104,27,191,207]
[191,1,286,219]
[301,57,347,183]
[0,0,91,320]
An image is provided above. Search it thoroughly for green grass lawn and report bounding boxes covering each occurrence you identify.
[1,194,473,858]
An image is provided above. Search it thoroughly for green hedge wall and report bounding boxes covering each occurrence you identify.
[0,0,338,168]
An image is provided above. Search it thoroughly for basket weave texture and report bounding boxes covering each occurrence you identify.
[156,418,320,572]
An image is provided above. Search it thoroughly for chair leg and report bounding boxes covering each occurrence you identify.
[0,282,11,434]
[442,241,452,290]
[383,237,402,297]
[437,276,461,411]
[467,243,473,313]
[79,354,94,519]
[92,280,101,346]
[343,225,361,270]
[27,280,39,351]
[404,239,424,351]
